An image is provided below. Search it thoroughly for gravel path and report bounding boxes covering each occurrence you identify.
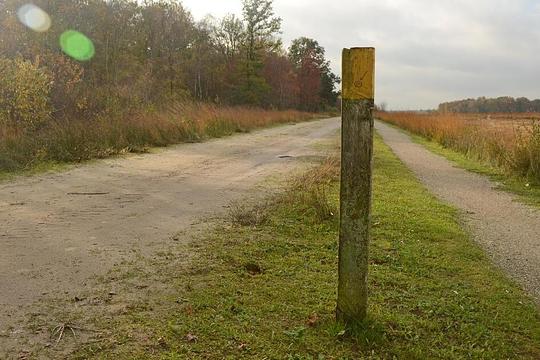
[375,120,540,303]
[0,118,340,356]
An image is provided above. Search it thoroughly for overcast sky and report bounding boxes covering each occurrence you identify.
[181,0,540,109]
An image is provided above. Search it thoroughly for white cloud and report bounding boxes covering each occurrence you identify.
[181,0,241,20]
[181,0,540,109]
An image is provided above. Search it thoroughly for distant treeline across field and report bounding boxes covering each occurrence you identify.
[439,97,540,113]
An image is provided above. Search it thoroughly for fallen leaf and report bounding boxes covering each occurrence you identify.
[18,350,31,360]
[186,333,198,343]
[157,337,168,348]
[306,313,319,327]
[184,304,194,316]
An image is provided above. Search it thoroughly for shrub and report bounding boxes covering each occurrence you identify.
[0,58,52,130]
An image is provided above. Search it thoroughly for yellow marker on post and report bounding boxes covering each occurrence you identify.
[342,47,375,100]
[337,47,375,324]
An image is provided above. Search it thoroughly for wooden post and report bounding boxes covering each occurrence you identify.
[337,47,375,324]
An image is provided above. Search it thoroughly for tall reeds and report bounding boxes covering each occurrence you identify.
[377,111,540,183]
[0,102,317,173]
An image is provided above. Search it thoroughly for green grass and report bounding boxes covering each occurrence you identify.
[0,161,74,183]
[75,136,540,359]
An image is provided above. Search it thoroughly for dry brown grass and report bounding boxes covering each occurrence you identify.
[0,102,318,173]
[228,201,271,227]
[286,156,340,222]
[227,156,340,227]
[376,111,540,183]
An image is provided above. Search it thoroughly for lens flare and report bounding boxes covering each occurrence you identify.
[17,4,51,32]
[60,30,95,61]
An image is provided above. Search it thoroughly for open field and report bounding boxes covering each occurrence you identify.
[435,113,539,135]
[67,135,540,359]
[376,111,540,183]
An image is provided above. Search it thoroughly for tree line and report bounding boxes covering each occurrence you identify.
[0,0,339,130]
[439,96,540,114]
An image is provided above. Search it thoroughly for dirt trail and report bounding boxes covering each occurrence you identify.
[0,118,340,353]
[375,120,540,302]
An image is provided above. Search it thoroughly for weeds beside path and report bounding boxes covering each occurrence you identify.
[75,135,540,359]
[376,111,540,206]
[406,127,540,208]
[0,103,321,179]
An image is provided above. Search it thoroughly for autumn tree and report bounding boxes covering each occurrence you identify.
[213,14,245,62]
[0,0,339,121]
[289,37,339,111]
[208,14,246,103]
[262,53,299,109]
[236,0,281,105]
[0,58,52,130]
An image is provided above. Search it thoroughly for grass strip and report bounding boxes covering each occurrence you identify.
[77,135,540,359]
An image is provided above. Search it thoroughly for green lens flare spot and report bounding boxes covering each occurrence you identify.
[60,30,95,61]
